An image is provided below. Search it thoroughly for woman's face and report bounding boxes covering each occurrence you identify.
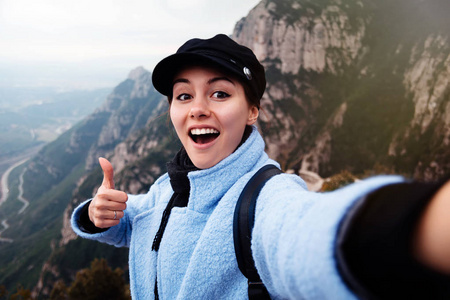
[170,66,259,169]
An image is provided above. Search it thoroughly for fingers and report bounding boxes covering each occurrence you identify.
[111,210,124,220]
[92,209,125,221]
[90,190,128,227]
[89,203,126,228]
[95,198,127,212]
[96,189,128,204]
[93,218,121,229]
[99,157,115,189]
[95,192,128,210]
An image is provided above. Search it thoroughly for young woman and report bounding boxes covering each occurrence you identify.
[72,34,450,299]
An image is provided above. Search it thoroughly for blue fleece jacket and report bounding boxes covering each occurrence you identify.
[71,126,404,299]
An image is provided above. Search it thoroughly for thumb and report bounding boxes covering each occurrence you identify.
[99,157,115,189]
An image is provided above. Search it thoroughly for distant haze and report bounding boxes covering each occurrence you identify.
[0,0,260,89]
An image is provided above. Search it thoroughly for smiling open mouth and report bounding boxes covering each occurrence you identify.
[189,128,220,144]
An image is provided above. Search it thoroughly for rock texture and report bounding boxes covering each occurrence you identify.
[234,1,366,74]
[233,0,449,178]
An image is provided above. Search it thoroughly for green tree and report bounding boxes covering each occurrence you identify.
[49,280,68,300]
[320,170,357,192]
[65,258,129,300]
[9,285,32,300]
[0,285,7,299]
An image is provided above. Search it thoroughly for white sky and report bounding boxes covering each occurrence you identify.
[0,0,260,89]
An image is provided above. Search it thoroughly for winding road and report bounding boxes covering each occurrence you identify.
[0,220,12,243]
[0,158,28,206]
[17,168,29,214]
[0,158,30,243]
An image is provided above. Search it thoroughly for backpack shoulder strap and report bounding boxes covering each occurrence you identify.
[233,164,282,299]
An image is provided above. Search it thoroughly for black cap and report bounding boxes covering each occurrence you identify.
[152,34,266,102]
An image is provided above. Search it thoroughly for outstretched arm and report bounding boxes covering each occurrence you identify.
[253,174,450,299]
[336,177,450,299]
[414,179,450,273]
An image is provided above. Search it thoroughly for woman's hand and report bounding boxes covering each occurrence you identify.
[414,179,450,273]
[88,157,128,228]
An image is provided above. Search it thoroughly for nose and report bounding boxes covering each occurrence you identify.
[189,98,210,119]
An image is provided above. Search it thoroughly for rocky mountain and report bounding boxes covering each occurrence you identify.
[0,67,171,297]
[0,0,448,298]
[234,0,449,180]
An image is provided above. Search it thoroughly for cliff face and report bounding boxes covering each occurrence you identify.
[233,0,450,178]
[234,1,366,74]
[233,0,368,170]
[84,66,163,170]
[393,34,450,179]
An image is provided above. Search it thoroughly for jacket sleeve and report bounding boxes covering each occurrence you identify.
[71,189,157,248]
[76,200,108,234]
[335,177,450,300]
[251,173,405,300]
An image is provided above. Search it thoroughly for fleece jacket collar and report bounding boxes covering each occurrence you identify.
[186,125,267,214]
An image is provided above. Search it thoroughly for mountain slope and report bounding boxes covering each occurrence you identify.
[0,67,168,295]
[233,0,449,179]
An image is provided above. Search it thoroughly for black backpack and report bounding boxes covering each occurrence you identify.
[233,164,282,300]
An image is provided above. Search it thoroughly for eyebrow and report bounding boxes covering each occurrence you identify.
[172,78,190,86]
[208,77,235,86]
[172,76,235,87]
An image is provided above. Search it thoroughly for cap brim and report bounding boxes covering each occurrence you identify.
[152,52,245,97]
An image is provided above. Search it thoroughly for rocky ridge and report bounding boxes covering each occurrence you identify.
[233,0,449,178]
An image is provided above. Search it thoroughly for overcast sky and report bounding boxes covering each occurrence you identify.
[0,0,260,89]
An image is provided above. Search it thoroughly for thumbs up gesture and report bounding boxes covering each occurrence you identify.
[89,157,128,228]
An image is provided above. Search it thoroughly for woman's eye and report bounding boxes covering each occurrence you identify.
[212,91,230,99]
[176,93,192,101]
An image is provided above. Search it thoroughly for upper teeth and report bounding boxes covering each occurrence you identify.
[190,128,219,135]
